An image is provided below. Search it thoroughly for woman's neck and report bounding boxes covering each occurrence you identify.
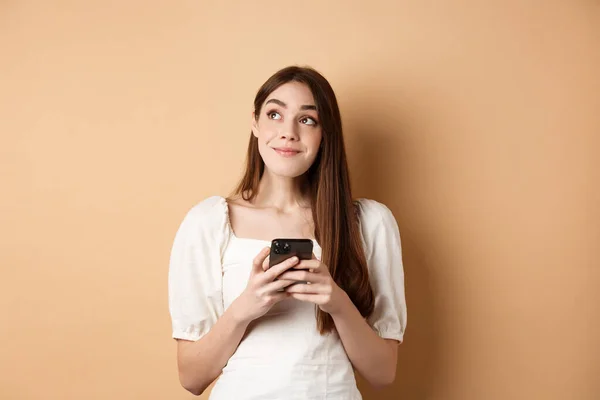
[253,170,311,211]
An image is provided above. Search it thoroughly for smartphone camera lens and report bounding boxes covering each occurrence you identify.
[273,240,281,254]
[283,242,291,253]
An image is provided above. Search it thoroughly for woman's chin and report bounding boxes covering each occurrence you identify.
[264,165,311,179]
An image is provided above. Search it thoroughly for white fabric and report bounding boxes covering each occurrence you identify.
[168,196,407,399]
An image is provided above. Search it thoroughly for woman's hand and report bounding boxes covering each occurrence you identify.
[232,247,299,324]
[277,255,348,315]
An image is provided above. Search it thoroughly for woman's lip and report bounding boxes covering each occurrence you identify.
[273,148,301,156]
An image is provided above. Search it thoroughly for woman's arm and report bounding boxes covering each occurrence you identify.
[329,291,399,389]
[176,302,250,395]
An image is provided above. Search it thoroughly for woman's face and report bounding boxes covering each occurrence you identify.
[252,82,323,178]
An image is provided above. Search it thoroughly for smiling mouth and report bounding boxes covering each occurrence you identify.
[273,148,301,157]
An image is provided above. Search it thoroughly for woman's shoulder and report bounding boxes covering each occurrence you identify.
[187,195,227,214]
[354,198,401,254]
[354,198,396,225]
[178,195,228,231]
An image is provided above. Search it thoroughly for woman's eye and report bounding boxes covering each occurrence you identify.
[301,117,317,126]
[268,111,282,120]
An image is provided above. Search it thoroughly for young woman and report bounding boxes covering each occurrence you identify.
[168,66,407,399]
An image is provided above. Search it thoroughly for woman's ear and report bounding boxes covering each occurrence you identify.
[251,111,259,138]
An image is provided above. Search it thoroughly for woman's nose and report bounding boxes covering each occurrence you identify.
[278,121,299,141]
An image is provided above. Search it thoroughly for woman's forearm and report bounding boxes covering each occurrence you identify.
[176,301,250,395]
[330,292,398,389]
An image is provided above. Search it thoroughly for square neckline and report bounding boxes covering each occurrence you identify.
[220,196,321,249]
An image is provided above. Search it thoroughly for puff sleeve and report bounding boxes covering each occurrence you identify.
[357,199,407,344]
[168,196,229,341]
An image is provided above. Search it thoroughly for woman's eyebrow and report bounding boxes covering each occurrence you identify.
[265,98,317,111]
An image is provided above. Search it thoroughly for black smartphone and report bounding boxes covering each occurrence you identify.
[269,238,313,268]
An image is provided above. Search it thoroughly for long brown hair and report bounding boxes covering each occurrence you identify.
[232,66,374,334]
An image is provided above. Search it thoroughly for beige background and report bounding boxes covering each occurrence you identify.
[1,1,599,399]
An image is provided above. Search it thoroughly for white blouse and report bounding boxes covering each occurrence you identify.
[168,196,407,399]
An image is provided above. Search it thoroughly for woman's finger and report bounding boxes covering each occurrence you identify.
[278,270,320,283]
[290,259,322,271]
[252,247,271,274]
[261,279,298,294]
[287,293,327,305]
[262,254,270,271]
[285,283,328,294]
[262,256,300,282]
